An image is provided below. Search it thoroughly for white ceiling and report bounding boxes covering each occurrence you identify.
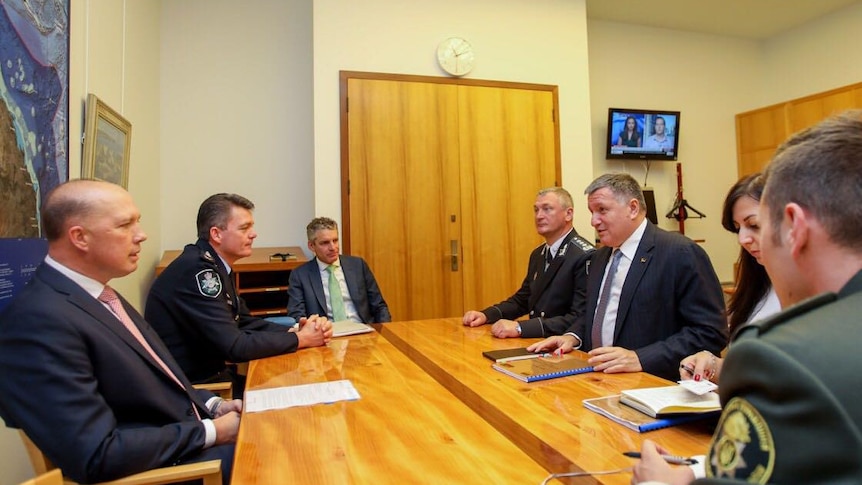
[585,0,860,39]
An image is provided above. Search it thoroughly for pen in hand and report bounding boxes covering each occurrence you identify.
[623,451,698,465]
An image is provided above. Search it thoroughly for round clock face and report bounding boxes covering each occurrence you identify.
[437,37,475,77]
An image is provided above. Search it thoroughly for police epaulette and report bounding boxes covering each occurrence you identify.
[572,235,596,252]
[201,250,216,263]
[732,291,837,341]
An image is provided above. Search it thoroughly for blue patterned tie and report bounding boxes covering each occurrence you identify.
[591,250,623,348]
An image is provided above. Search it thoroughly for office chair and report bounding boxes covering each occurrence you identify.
[193,381,234,400]
[18,431,222,485]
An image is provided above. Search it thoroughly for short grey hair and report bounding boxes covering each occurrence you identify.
[537,187,574,209]
[584,173,646,214]
[306,217,338,242]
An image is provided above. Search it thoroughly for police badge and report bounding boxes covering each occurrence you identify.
[196,270,223,298]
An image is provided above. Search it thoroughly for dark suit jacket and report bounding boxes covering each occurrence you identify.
[146,239,300,383]
[482,229,595,338]
[573,222,727,380]
[288,255,391,323]
[0,264,221,483]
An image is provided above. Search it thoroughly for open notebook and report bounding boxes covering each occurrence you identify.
[332,319,374,337]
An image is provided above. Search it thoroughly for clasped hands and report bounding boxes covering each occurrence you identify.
[292,314,334,348]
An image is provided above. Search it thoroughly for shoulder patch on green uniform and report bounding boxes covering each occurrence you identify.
[706,397,775,483]
[732,292,837,342]
[196,270,222,298]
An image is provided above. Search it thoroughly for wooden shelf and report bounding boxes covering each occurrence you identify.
[156,246,307,317]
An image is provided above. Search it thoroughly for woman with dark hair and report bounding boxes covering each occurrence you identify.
[616,116,642,147]
[679,173,780,383]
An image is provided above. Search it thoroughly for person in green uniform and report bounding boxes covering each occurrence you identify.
[633,110,862,484]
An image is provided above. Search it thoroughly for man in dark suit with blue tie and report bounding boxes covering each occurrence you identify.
[528,174,727,380]
[288,217,391,323]
[0,180,239,484]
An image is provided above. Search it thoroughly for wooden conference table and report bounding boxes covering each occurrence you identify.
[232,318,714,484]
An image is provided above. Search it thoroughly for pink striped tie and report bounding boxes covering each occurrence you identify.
[99,286,201,420]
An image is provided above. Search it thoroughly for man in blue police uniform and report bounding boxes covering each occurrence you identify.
[146,193,332,397]
[633,111,862,484]
[462,187,595,338]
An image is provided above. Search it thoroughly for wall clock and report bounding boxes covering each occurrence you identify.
[436,37,475,77]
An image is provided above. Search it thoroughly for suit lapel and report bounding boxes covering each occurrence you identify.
[614,223,655,339]
[310,259,328,314]
[530,231,578,304]
[587,247,612,328]
[39,266,194,394]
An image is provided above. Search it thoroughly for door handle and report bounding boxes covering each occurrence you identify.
[450,240,459,271]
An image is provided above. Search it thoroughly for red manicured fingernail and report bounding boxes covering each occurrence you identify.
[694,374,701,381]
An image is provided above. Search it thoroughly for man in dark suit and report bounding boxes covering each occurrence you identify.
[633,111,862,484]
[462,187,595,338]
[288,217,391,323]
[146,194,331,398]
[528,174,726,380]
[0,180,239,484]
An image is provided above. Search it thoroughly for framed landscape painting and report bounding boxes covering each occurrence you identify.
[82,93,132,188]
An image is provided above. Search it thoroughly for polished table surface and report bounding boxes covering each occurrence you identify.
[233,318,714,484]
[231,329,550,484]
[379,318,715,484]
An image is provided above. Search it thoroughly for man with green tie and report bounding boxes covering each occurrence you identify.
[288,217,391,323]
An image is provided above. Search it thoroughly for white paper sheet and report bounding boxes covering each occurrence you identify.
[244,379,361,413]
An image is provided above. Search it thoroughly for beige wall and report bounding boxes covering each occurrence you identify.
[761,1,862,105]
[159,0,314,253]
[587,21,764,282]
[0,0,161,482]
[312,0,596,238]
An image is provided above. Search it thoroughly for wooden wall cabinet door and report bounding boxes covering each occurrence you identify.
[341,72,560,321]
[736,82,862,178]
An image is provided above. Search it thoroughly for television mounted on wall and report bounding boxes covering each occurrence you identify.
[606,108,680,161]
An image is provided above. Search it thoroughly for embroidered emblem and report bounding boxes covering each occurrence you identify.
[196,270,222,298]
[706,397,774,483]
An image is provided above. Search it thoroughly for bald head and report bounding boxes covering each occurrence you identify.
[42,179,128,241]
[42,179,147,283]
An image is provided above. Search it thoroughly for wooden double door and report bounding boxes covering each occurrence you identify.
[340,72,560,321]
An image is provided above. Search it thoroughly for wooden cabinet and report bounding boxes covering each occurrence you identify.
[736,81,862,177]
[155,246,307,317]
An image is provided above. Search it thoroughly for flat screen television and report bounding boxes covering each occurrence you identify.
[606,108,680,161]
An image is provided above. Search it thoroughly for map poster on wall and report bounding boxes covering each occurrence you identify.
[0,1,69,312]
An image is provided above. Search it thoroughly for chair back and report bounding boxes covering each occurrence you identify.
[19,430,55,475]
[17,469,63,485]
[17,429,222,485]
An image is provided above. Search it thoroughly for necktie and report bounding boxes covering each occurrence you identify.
[544,246,554,271]
[326,265,348,321]
[591,250,623,348]
[99,286,200,419]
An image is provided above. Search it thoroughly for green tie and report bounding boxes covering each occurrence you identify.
[326,264,348,321]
